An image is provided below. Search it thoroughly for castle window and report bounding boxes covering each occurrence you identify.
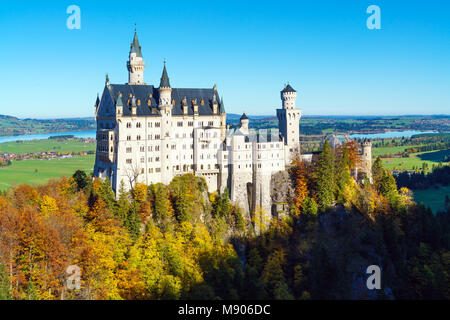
[137,99,141,106]
[129,93,132,98]
[140,157,144,163]
[126,147,132,153]
[208,121,213,126]
[177,121,183,127]
[141,168,144,174]
[188,121,193,127]
[126,122,131,128]
[127,136,131,141]
[172,99,175,105]
[136,122,141,128]
[147,99,151,106]
[137,135,141,140]
[155,157,160,162]
[201,99,204,105]
[156,168,161,172]
[155,122,161,127]
[119,93,123,97]
[149,94,152,98]
[140,146,145,152]
[149,168,153,173]
[148,122,152,127]
[148,146,152,151]
[126,159,132,164]
[148,134,152,140]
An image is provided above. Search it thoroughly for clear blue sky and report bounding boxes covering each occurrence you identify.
[0,0,449,118]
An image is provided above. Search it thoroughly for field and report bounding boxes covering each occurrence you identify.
[413,185,450,213]
[380,149,450,171]
[0,139,96,155]
[0,155,94,191]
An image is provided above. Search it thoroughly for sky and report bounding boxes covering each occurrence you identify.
[0,0,449,118]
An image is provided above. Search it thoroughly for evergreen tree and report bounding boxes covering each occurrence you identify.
[316,140,335,211]
[125,201,141,240]
[72,170,88,191]
[372,156,384,188]
[114,181,130,222]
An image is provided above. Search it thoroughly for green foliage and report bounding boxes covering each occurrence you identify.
[316,140,335,211]
[72,170,88,191]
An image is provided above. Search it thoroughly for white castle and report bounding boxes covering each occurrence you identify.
[94,30,302,215]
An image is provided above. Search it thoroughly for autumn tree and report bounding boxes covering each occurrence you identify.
[290,156,309,214]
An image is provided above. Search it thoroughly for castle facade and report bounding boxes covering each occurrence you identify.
[95,30,371,217]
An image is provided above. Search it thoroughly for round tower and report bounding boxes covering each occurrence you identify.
[281,84,297,110]
[362,139,373,182]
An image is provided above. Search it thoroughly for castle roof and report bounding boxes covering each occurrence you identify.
[240,113,248,120]
[281,84,296,93]
[130,30,143,57]
[160,62,170,88]
[102,84,225,117]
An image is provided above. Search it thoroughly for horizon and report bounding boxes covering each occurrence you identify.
[0,1,449,118]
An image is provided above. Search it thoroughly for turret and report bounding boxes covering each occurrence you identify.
[115,92,123,117]
[127,28,146,85]
[277,83,302,164]
[281,84,297,110]
[158,61,172,109]
[240,113,249,134]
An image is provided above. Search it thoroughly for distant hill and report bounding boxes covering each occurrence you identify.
[0,114,96,137]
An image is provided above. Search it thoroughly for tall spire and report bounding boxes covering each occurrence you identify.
[160,60,171,88]
[130,27,143,57]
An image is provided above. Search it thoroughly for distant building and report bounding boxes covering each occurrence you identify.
[93,29,303,215]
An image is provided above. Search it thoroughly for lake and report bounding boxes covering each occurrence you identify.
[0,129,443,144]
[349,130,438,139]
[0,130,97,144]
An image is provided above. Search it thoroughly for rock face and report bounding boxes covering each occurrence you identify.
[270,171,295,219]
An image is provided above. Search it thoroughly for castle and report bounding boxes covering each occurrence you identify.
[93,30,371,217]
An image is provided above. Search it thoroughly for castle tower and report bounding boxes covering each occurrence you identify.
[158,61,173,184]
[362,139,373,183]
[127,28,146,85]
[240,113,249,134]
[159,61,172,108]
[277,84,302,165]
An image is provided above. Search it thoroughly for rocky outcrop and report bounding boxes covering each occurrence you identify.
[270,171,295,219]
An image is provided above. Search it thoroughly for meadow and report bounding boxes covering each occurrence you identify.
[0,155,94,191]
[413,185,450,213]
[379,149,450,171]
[0,139,96,155]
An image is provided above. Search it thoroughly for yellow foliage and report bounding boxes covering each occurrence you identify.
[39,195,58,218]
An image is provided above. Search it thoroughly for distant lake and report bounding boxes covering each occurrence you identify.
[0,129,444,144]
[0,130,97,144]
[349,130,438,139]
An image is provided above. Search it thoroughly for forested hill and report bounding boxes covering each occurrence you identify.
[0,115,96,136]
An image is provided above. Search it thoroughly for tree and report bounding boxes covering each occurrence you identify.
[290,157,309,214]
[372,157,384,188]
[316,140,335,211]
[0,262,12,300]
[72,170,88,191]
